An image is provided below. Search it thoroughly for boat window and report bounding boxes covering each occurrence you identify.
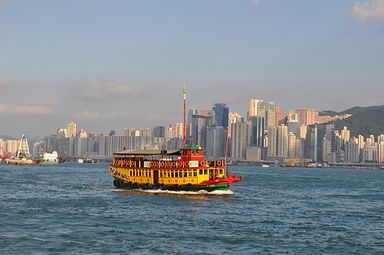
[184,171,187,177]
[160,171,163,178]
[188,171,192,177]
[171,171,174,178]
[204,169,207,175]
[193,170,197,177]
[219,169,223,175]
[168,170,171,177]
[149,171,151,177]
[199,170,202,175]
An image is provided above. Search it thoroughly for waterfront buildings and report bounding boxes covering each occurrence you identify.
[2,97,383,166]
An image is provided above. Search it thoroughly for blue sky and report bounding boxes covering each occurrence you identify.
[0,0,383,137]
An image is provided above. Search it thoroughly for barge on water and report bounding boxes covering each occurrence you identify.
[109,144,242,192]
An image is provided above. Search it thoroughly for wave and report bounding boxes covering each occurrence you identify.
[112,188,233,196]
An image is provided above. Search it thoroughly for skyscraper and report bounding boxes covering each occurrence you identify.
[296,108,317,126]
[266,102,277,128]
[153,126,166,138]
[212,103,229,129]
[276,106,285,125]
[67,121,77,138]
[305,125,318,162]
[230,121,248,160]
[249,116,265,147]
[277,124,288,158]
[191,110,214,147]
[249,99,265,117]
[267,127,278,159]
[340,126,350,149]
[206,126,226,159]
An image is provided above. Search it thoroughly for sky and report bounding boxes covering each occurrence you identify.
[0,0,383,137]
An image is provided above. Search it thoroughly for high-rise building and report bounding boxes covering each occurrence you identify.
[191,110,214,147]
[168,122,183,139]
[267,127,278,159]
[276,106,285,125]
[249,99,265,117]
[362,144,377,162]
[295,138,305,160]
[212,103,229,128]
[296,108,317,126]
[322,124,336,163]
[206,126,226,159]
[230,121,248,160]
[340,126,350,149]
[6,140,19,155]
[345,138,359,163]
[0,139,4,155]
[299,125,307,139]
[288,132,297,159]
[79,129,88,139]
[305,125,318,162]
[67,121,77,138]
[228,112,243,138]
[153,126,165,138]
[249,116,265,147]
[57,128,67,138]
[287,121,300,137]
[266,102,277,128]
[277,124,288,158]
[288,110,299,122]
[378,141,384,163]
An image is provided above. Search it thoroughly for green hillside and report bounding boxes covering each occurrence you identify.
[331,105,384,137]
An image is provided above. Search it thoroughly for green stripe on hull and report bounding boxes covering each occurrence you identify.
[113,179,229,192]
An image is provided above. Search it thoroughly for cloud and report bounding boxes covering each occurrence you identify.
[74,111,129,121]
[0,78,10,90]
[0,103,54,115]
[77,80,146,100]
[353,0,384,21]
[0,103,10,113]
[12,105,54,115]
[251,0,261,7]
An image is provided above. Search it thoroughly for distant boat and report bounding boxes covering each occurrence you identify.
[6,134,35,165]
[38,151,59,165]
[78,158,98,164]
[261,164,270,168]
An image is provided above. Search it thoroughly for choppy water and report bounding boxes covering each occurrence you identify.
[1,163,384,254]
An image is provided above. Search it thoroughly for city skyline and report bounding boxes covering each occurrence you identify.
[1,0,384,136]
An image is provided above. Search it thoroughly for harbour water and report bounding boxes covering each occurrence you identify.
[1,163,384,254]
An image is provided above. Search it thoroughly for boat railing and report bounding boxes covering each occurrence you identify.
[112,158,225,169]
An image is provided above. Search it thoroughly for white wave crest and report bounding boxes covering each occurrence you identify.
[140,189,234,196]
[112,188,234,196]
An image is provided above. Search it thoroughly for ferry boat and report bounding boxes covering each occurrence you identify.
[108,87,242,192]
[38,151,59,165]
[109,144,242,191]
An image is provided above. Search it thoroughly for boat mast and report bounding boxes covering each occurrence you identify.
[183,85,187,146]
[124,128,127,150]
[16,134,30,159]
[225,127,229,176]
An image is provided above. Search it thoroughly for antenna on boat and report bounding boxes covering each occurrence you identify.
[183,84,187,146]
[225,127,229,176]
[124,128,127,150]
